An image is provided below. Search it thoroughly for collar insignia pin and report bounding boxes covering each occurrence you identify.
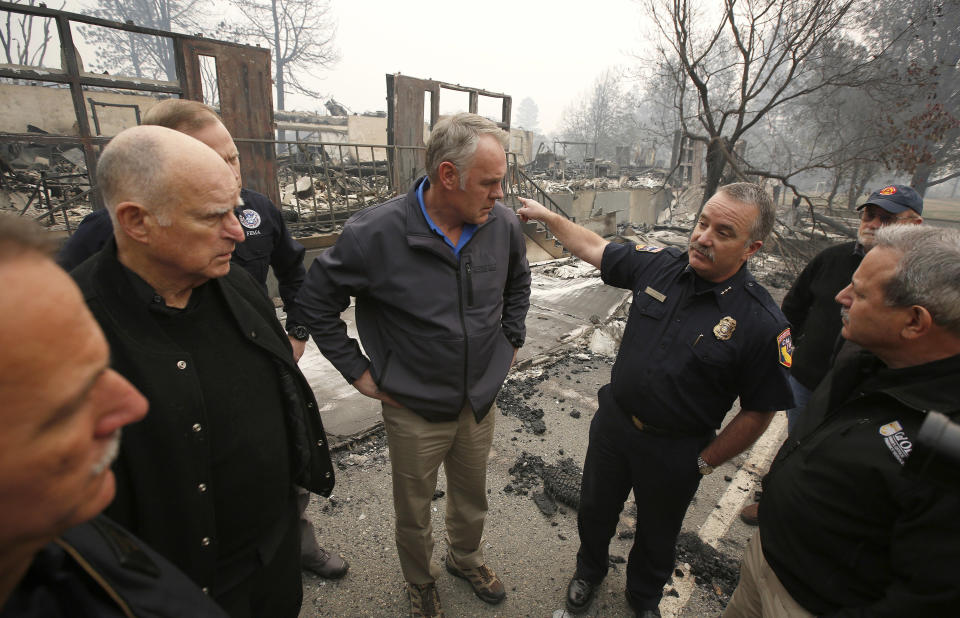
[713,316,736,340]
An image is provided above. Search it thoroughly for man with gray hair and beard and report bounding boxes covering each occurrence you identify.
[776,185,921,435]
[738,183,923,526]
[725,224,960,616]
[0,214,226,617]
[70,125,335,617]
[518,183,795,617]
[297,112,531,617]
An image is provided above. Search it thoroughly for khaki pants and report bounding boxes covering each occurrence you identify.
[381,402,496,584]
[724,532,815,618]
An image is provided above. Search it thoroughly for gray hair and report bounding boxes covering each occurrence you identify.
[876,225,960,336]
[0,213,56,262]
[425,112,509,187]
[97,127,175,226]
[717,182,776,244]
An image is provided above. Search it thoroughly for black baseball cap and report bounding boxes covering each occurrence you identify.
[859,184,923,215]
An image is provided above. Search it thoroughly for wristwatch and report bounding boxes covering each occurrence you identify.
[287,324,309,341]
[697,455,714,476]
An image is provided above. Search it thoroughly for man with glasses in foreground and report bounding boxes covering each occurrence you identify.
[739,184,922,525]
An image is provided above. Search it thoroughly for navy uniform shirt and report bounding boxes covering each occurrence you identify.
[602,242,794,434]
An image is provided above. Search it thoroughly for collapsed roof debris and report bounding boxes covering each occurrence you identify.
[1,138,93,233]
[529,170,671,194]
[277,155,392,233]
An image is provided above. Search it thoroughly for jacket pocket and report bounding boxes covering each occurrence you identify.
[375,328,465,407]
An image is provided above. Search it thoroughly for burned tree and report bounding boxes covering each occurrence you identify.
[515,97,541,133]
[1,0,63,66]
[217,0,338,112]
[79,0,211,80]
[560,68,640,159]
[866,0,960,195]
[643,0,869,205]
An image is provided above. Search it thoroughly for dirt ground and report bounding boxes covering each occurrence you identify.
[297,345,777,617]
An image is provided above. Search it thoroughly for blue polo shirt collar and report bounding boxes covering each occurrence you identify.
[416,177,477,257]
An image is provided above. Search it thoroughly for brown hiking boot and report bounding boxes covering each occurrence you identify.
[445,554,506,605]
[407,582,445,618]
[301,547,349,579]
[739,502,760,526]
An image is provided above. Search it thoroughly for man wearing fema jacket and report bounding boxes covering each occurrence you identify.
[296,112,530,617]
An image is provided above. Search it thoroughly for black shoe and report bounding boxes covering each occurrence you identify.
[566,577,597,614]
[302,547,349,579]
[625,590,661,617]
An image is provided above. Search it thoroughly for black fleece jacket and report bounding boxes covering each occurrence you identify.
[780,241,863,390]
[759,351,960,616]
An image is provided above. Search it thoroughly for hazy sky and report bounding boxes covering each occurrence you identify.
[304,0,648,134]
[60,0,647,133]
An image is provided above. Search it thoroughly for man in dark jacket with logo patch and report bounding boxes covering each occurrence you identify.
[297,113,530,617]
[725,225,960,617]
[518,184,794,617]
[71,125,335,617]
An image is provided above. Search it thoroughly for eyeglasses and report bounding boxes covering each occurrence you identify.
[859,207,917,225]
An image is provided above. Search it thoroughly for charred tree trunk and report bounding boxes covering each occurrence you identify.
[911,163,931,196]
[701,137,729,208]
[826,168,844,212]
[846,162,876,210]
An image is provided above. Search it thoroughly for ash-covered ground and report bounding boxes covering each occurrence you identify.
[301,339,768,617]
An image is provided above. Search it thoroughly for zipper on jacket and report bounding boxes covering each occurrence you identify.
[464,254,474,307]
[456,263,469,409]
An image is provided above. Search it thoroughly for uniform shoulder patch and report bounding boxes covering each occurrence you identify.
[777,328,793,368]
[239,208,262,229]
[634,244,663,253]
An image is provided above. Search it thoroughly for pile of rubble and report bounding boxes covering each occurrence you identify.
[526,169,670,195]
[278,162,392,230]
[1,174,92,233]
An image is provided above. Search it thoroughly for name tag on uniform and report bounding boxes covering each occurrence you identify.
[644,286,666,302]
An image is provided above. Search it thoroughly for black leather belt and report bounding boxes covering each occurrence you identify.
[630,415,685,437]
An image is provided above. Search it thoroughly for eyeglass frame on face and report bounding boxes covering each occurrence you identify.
[858,205,919,226]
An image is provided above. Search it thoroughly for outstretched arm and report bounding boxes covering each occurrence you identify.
[517,197,609,269]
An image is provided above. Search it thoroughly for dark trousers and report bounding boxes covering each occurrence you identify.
[575,399,710,611]
[214,506,302,618]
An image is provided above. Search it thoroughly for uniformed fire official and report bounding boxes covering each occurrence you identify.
[518,183,795,617]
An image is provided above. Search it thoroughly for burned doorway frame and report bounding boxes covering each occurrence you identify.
[0,1,277,209]
[386,74,512,193]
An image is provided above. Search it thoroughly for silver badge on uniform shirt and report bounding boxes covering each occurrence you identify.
[713,316,736,340]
